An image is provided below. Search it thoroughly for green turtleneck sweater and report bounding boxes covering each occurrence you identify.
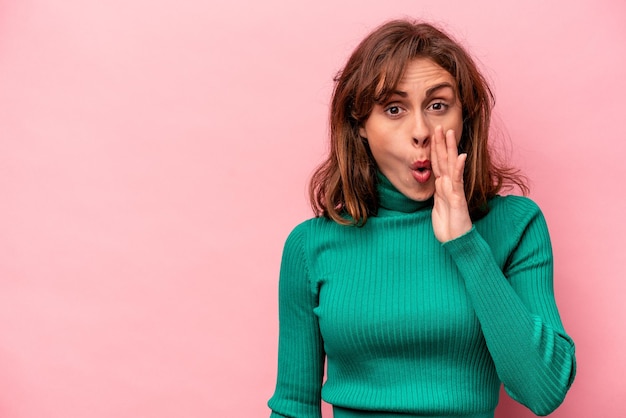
[268,176,576,418]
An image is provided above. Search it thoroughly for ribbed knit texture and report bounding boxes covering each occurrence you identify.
[269,174,576,418]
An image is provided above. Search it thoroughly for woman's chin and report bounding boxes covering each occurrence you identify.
[403,185,435,202]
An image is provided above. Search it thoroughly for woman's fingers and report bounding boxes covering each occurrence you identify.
[431,125,446,178]
[430,126,472,242]
[431,125,461,181]
[454,153,467,184]
[445,128,458,174]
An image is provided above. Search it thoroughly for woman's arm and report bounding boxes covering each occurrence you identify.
[442,201,576,416]
[268,224,325,418]
[431,126,575,415]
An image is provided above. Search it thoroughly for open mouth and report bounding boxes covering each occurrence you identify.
[410,160,432,184]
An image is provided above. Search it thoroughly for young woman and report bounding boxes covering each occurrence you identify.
[268,19,576,418]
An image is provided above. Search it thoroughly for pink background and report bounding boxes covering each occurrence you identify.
[1,0,624,416]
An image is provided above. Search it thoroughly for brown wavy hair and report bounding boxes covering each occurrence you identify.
[309,19,528,225]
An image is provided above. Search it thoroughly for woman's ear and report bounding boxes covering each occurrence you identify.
[359,126,367,139]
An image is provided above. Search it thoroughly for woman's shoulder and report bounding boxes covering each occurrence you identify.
[488,194,544,219]
[283,216,335,246]
[475,195,551,257]
[289,215,333,233]
[480,194,549,237]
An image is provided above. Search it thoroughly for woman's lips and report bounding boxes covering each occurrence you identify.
[410,160,432,184]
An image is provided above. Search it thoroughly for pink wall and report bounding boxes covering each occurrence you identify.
[0,0,624,416]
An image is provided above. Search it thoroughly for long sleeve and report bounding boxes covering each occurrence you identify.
[442,198,576,416]
[268,223,325,418]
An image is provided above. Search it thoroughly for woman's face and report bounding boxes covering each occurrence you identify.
[359,58,463,202]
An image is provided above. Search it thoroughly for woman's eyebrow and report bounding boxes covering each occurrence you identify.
[389,83,455,100]
[425,82,455,97]
[389,90,408,98]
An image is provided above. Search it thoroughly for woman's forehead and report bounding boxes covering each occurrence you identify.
[375,58,456,100]
[397,58,455,88]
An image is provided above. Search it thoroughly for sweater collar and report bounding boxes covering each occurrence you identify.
[377,172,433,214]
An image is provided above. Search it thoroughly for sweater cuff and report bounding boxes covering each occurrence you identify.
[441,225,482,254]
[441,226,495,277]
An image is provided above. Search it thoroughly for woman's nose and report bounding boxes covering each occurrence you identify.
[412,112,431,147]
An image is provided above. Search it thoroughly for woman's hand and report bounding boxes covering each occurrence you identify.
[430,125,473,243]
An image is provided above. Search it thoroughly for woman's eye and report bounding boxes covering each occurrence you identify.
[428,101,448,112]
[384,106,403,116]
